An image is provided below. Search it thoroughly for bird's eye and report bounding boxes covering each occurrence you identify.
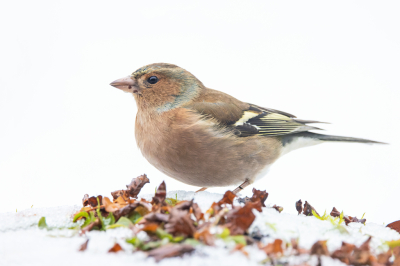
[147,76,159,84]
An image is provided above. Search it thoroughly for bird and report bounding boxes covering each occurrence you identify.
[110,63,384,194]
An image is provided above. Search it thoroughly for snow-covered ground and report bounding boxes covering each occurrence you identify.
[1,191,399,266]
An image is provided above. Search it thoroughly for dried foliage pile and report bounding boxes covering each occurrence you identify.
[38,174,400,264]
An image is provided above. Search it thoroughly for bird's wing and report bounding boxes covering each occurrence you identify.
[188,102,325,137]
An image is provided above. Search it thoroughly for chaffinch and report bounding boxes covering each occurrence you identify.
[110,63,384,193]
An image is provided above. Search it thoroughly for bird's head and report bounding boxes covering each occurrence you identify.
[110,63,204,112]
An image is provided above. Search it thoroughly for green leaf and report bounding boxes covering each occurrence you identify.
[126,236,143,248]
[128,211,142,224]
[386,239,400,248]
[228,235,247,245]
[38,217,47,229]
[338,211,345,225]
[106,217,133,229]
[73,211,91,227]
[165,197,179,206]
[102,212,115,227]
[183,238,201,246]
[96,197,106,230]
[156,228,184,243]
[312,210,329,220]
[217,227,230,239]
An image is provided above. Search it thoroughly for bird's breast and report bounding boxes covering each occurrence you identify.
[134,108,282,187]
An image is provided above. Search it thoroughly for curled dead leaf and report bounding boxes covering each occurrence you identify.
[296,200,303,215]
[225,200,262,235]
[272,204,283,213]
[147,244,195,262]
[303,201,319,217]
[310,240,329,256]
[387,220,400,234]
[250,188,268,207]
[78,239,89,251]
[126,174,150,199]
[108,243,123,253]
[259,239,283,256]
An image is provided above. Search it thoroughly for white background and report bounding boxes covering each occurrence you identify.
[1,1,399,224]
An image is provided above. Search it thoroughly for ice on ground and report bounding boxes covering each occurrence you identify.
[0,190,398,266]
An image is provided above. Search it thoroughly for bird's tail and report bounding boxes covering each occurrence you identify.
[280,132,386,156]
[297,132,387,144]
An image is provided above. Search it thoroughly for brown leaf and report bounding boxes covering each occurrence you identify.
[111,190,128,200]
[331,242,356,265]
[217,190,236,206]
[330,207,341,217]
[393,247,400,266]
[296,200,303,215]
[232,243,249,257]
[147,244,195,262]
[192,202,204,221]
[142,222,159,232]
[174,200,193,211]
[81,218,101,234]
[310,240,329,256]
[194,223,215,246]
[78,239,89,251]
[352,217,367,224]
[387,220,400,234]
[250,188,268,207]
[103,197,121,213]
[259,239,284,256]
[225,200,262,235]
[113,202,151,221]
[272,205,283,213]
[108,243,123,253]
[291,238,309,255]
[350,236,373,266]
[165,208,196,237]
[152,181,167,205]
[126,174,150,198]
[144,212,170,223]
[376,249,392,266]
[88,196,99,207]
[82,194,89,207]
[303,201,319,217]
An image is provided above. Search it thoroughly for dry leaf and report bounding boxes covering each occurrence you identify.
[272,205,283,213]
[303,201,319,217]
[331,242,356,265]
[225,200,262,235]
[108,243,123,253]
[296,200,303,215]
[78,239,89,251]
[310,240,329,256]
[259,239,283,256]
[217,191,236,206]
[387,220,400,234]
[126,174,150,198]
[350,237,373,266]
[250,188,268,207]
[147,244,195,262]
[165,208,196,237]
[152,181,167,205]
[330,207,341,217]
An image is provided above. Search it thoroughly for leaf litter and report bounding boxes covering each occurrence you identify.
[37,174,400,264]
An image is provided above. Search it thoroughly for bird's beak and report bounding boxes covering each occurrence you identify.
[110,76,139,93]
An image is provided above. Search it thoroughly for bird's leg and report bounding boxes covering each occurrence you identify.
[232,179,250,194]
[195,187,208,193]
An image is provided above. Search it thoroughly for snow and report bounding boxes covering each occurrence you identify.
[1,191,399,266]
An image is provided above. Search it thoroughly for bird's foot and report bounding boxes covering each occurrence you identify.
[195,187,208,193]
[232,179,250,195]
